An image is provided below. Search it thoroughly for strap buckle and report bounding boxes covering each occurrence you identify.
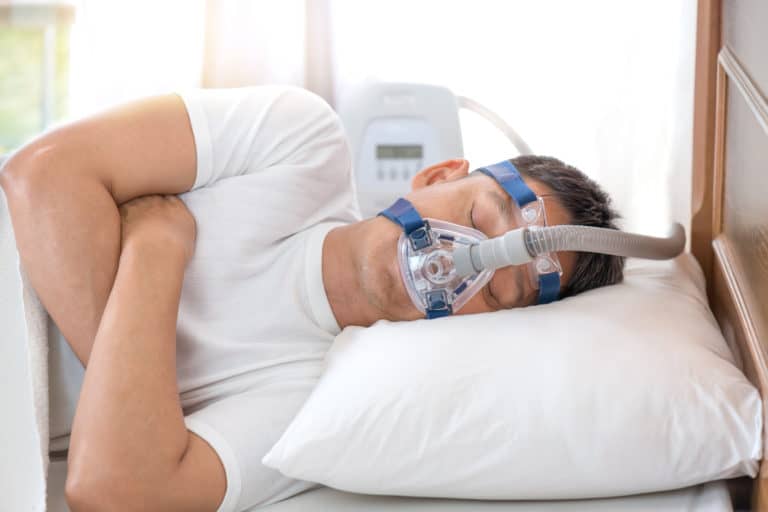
[425,289,452,319]
[408,220,433,251]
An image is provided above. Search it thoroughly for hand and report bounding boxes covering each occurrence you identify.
[119,195,196,264]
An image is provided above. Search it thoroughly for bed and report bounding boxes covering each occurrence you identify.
[5,0,767,510]
[690,0,768,508]
[248,1,768,507]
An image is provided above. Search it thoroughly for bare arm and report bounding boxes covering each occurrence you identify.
[65,195,225,512]
[0,94,196,366]
[0,96,226,510]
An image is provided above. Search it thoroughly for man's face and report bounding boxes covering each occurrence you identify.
[355,159,576,321]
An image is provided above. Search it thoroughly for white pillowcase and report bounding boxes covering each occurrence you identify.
[262,254,762,499]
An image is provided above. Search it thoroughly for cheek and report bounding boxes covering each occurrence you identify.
[363,234,397,289]
[472,202,509,238]
[405,182,474,225]
[491,267,534,307]
[454,267,536,316]
[455,293,495,315]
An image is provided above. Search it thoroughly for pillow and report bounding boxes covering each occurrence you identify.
[262,254,762,499]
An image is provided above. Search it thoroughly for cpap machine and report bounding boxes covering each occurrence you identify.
[338,83,685,319]
[339,82,532,219]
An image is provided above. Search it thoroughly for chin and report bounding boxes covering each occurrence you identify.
[362,247,417,321]
[359,217,426,322]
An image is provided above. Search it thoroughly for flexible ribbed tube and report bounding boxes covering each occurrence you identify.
[453,223,686,276]
[523,223,686,260]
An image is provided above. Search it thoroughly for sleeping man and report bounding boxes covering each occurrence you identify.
[0,86,623,512]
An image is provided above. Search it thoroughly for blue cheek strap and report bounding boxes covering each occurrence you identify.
[379,197,433,251]
[475,160,561,305]
[379,198,452,319]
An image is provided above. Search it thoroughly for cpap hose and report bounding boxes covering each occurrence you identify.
[453,223,686,276]
[457,96,533,155]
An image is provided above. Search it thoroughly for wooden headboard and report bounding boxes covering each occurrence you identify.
[691,0,768,508]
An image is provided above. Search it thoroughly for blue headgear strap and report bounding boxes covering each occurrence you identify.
[379,198,451,319]
[475,160,561,304]
[476,160,537,208]
[379,197,432,250]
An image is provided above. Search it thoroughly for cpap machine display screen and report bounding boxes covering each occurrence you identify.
[376,145,423,159]
[375,144,424,182]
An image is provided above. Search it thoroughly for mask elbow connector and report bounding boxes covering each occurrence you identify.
[453,228,533,277]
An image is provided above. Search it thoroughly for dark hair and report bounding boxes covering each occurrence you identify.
[510,155,625,298]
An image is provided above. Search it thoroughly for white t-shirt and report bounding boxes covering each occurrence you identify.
[174,86,360,511]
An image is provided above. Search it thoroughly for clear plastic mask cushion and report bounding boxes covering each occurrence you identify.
[380,197,493,318]
[396,218,494,317]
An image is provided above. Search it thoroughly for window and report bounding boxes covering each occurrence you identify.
[0,3,74,156]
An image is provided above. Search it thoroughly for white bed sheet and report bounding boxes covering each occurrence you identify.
[259,483,734,512]
[43,460,733,512]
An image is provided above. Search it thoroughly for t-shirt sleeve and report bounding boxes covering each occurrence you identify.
[184,381,320,512]
[176,86,348,189]
[176,85,360,228]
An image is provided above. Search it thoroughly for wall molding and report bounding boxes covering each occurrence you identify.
[719,45,768,136]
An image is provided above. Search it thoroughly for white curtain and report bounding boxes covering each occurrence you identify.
[66,0,696,235]
[328,0,697,235]
[200,0,307,88]
[66,0,206,117]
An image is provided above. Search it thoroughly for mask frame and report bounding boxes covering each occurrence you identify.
[395,218,494,318]
[379,160,563,319]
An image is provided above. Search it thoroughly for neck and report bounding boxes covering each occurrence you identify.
[322,221,380,329]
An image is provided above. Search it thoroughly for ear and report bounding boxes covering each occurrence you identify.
[411,159,470,191]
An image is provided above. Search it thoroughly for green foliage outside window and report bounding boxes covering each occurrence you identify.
[0,5,72,156]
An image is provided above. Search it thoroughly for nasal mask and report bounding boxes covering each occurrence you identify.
[379,160,686,319]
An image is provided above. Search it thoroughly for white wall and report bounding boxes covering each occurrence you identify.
[330,0,697,235]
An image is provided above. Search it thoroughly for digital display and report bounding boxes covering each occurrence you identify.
[376,145,423,159]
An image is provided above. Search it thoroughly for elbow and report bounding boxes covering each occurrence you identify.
[64,475,96,512]
[65,460,175,512]
[64,460,123,512]
[64,467,106,512]
[64,472,136,512]
[0,143,58,201]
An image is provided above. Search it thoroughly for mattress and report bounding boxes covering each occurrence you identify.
[259,483,734,512]
[46,459,733,512]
